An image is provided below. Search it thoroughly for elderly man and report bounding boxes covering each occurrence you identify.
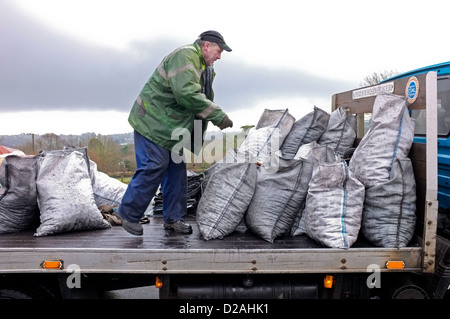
[118,31,233,236]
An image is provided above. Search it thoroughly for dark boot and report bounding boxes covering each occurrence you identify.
[164,220,193,234]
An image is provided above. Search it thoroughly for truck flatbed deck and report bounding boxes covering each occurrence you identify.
[0,215,423,275]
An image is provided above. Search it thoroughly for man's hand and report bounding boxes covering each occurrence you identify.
[218,115,233,130]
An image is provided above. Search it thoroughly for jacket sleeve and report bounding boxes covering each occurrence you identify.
[164,49,226,126]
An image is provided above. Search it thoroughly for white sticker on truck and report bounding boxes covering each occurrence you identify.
[352,82,395,100]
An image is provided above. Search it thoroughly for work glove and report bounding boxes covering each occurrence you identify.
[217,115,233,130]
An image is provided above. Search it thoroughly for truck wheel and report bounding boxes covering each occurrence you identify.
[0,280,57,299]
[392,285,428,299]
[0,288,32,299]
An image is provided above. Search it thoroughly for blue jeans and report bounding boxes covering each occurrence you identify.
[118,131,187,224]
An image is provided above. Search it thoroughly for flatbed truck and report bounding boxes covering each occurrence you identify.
[0,66,449,299]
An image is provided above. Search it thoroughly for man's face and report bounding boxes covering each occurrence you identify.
[202,42,223,66]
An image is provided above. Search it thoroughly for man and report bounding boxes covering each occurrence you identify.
[118,31,233,236]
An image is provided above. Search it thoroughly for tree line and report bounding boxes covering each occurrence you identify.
[17,133,136,177]
[9,129,251,177]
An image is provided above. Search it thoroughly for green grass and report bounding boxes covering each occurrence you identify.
[116,176,132,184]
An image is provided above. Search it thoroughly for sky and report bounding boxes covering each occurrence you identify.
[0,0,448,136]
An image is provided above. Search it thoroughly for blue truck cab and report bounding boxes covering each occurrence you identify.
[382,62,450,238]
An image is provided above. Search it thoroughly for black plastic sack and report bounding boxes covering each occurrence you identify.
[349,94,415,188]
[255,108,296,138]
[318,106,356,157]
[153,170,204,215]
[196,163,257,240]
[361,158,416,247]
[300,146,364,249]
[0,155,39,234]
[35,149,110,236]
[280,106,330,159]
[89,160,127,207]
[348,94,416,247]
[245,153,313,243]
[239,109,295,165]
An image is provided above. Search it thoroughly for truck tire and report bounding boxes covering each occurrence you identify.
[392,285,428,299]
[0,279,57,299]
[0,288,32,299]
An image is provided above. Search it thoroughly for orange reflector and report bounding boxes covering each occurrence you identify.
[155,276,163,288]
[386,261,405,269]
[41,260,63,270]
[324,275,334,289]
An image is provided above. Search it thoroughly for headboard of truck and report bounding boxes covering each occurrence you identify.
[331,72,438,273]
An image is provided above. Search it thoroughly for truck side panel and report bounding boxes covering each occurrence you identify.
[0,219,423,274]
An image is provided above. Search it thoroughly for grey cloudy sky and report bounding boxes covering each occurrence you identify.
[0,0,447,135]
